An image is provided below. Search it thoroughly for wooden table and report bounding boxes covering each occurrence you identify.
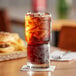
[52,19,76,31]
[0,47,76,76]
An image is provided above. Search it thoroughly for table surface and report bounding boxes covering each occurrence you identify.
[0,47,76,76]
[52,20,76,31]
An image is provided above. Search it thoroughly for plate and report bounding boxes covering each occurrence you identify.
[0,50,27,61]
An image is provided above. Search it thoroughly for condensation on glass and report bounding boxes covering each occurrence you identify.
[25,12,52,68]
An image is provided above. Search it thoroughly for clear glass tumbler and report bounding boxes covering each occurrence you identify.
[25,12,51,68]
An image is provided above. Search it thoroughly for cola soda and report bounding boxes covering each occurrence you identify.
[25,12,51,68]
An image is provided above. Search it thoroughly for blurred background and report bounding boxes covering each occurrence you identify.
[0,0,76,50]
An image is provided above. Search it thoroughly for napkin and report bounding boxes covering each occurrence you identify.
[20,65,55,72]
[50,50,76,61]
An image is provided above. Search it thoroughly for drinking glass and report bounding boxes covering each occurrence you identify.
[25,12,51,68]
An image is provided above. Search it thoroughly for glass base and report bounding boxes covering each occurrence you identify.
[27,62,50,69]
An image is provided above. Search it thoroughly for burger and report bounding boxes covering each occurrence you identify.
[0,32,26,53]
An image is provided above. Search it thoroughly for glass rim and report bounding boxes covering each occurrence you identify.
[26,11,52,17]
